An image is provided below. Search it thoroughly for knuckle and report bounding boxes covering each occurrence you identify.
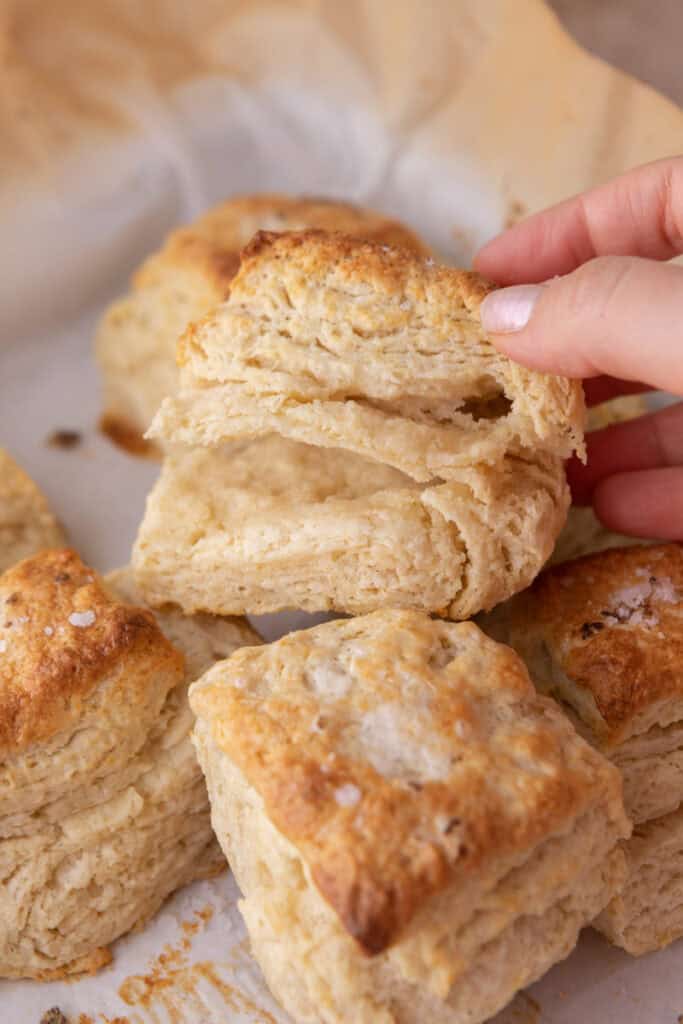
[560,256,636,322]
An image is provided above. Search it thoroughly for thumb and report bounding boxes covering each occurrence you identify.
[479,256,683,395]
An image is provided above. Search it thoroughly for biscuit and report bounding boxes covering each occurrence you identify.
[481,543,683,953]
[595,805,683,956]
[190,610,628,1024]
[149,231,585,481]
[550,395,649,565]
[0,550,259,979]
[95,196,429,454]
[0,447,65,572]
[133,436,569,619]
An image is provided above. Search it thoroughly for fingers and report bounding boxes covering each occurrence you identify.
[479,256,683,392]
[594,468,683,540]
[567,401,683,503]
[475,155,683,284]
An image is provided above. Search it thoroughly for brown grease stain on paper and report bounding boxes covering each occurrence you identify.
[117,904,276,1023]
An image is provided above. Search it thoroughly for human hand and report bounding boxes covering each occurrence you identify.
[474,157,683,541]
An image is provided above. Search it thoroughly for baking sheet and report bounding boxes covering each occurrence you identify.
[2,1,683,1020]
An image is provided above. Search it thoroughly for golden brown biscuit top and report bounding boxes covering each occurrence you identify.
[179,227,489,359]
[190,609,621,954]
[135,193,429,296]
[0,549,184,756]
[484,544,683,747]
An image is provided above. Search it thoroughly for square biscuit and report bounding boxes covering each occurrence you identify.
[150,230,585,480]
[133,436,568,620]
[95,195,429,455]
[482,544,683,823]
[190,610,628,1024]
[0,447,65,572]
[480,544,683,956]
[0,550,259,979]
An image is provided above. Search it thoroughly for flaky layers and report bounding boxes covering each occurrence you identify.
[133,437,569,619]
[595,805,683,956]
[0,448,65,572]
[190,610,628,1023]
[481,543,683,955]
[0,551,259,979]
[96,195,429,453]
[151,231,584,480]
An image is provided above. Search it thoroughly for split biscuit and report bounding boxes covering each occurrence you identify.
[96,196,429,454]
[190,609,628,1024]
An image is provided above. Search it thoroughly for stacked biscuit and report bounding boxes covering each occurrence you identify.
[482,543,683,955]
[133,229,583,619]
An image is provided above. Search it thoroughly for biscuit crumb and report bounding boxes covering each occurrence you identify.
[47,429,82,449]
[68,610,96,628]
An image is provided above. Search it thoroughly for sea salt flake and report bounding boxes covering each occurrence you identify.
[334,784,361,808]
[0,640,6,654]
[43,626,54,637]
[68,610,96,628]
[454,720,470,740]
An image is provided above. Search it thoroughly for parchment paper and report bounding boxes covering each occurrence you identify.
[2,2,683,1020]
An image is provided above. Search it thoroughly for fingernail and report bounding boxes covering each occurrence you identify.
[480,284,543,333]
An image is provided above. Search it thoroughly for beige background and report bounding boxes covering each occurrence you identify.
[551,0,683,107]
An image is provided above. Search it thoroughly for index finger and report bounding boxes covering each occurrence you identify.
[475,156,683,285]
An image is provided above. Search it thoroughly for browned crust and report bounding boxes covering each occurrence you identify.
[29,945,113,982]
[191,611,623,953]
[178,228,492,369]
[238,228,488,302]
[0,549,184,755]
[498,544,683,743]
[99,412,159,458]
